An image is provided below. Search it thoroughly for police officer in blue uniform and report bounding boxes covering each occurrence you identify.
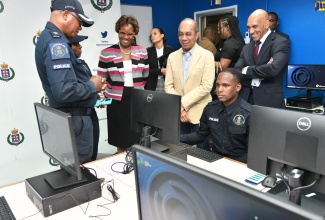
[35,0,105,163]
[69,35,101,161]
[180,68,251,163]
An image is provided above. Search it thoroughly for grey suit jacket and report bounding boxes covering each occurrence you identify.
[234,32,290,108]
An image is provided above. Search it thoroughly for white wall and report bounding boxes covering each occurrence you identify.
[121,4,152,48]
[0,0,121,187]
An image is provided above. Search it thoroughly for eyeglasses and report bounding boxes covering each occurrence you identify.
[68,11,84,26]
[178,32,195,38]
[119,32,134,38]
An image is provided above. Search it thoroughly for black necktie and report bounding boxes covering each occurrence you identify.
[253,41,261,64]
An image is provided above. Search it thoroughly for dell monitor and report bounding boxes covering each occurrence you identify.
[34,103,87,189]
[132,145,323,220]
[247,105,325,213]
[130,88,181,151]
[287,64,325,99]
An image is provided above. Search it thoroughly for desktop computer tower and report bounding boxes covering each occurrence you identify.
[25,167,102,217]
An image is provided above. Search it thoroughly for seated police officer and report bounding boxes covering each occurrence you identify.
[180,68,251,163]
[35,0,106,163]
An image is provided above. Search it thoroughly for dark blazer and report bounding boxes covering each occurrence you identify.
[234,31,290,108]
[145,45,174,91]
[275,29,289,40]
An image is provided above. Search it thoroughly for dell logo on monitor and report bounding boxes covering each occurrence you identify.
[147,94,153,102]
[297,117,311,131]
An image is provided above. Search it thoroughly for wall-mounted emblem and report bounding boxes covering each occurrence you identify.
[0,1,4,13]
[7,128,25,146]
[0,62,15,82]
[41,93,50,106]
[315,1,325,11]
[91,0,112,13]
[33,30,42,46]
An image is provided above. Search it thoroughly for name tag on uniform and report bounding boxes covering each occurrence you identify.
[209,117,219,122]
[53,63,71,70]
[49,42,70,60]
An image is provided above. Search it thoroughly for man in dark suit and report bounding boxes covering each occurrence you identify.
[234,9,290,108]
[268,12,289,39]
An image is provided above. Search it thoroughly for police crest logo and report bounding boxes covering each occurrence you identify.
[33,30,42,46]
[0,1,4,13]
[91,0,113,13]
[7,128,25,146]
[41,93,50,106]
[49,43,70,60]
[0,62,15,82]
[233,115,245,126]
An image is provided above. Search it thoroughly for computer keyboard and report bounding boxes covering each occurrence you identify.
[176,142,223,162]
[0,196,16,220]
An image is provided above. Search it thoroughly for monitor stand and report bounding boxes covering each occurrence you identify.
[44,169,87,189]
[142,126,169,152]
[267,181,325,216]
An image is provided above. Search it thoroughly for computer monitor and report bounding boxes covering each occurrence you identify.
[247,105,325,211]
[132,145,323,220]
[34,103,87,189]
[287,64,325,99]
[130,88,181,151]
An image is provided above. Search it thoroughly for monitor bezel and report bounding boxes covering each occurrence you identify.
[286,64,325,91]
[34,103,83,180]
[132,145,323,220]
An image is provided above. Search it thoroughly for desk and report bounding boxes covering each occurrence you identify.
[0,153,265,219]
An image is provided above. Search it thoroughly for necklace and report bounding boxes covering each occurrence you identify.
[119,42,131,55]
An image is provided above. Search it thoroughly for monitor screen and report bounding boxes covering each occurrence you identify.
[132,145,323,220]
[34,103,86,189]
[247,105,325,207]
[287,64,325,97]
[130,89,181,150]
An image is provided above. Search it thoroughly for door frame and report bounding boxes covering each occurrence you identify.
[194,5,238,41]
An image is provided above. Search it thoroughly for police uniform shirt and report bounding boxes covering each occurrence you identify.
[35,22,97,108]
[181,98,251,158]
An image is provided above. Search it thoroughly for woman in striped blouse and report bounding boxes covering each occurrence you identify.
[98,15,149,153]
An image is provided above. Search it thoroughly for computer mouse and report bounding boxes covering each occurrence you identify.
[261,175,277,188]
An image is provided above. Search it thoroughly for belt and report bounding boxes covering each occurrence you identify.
[57,107,92,116]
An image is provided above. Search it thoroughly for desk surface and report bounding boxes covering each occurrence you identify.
[0,153,266,220]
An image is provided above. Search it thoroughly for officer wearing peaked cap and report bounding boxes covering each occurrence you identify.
[35,0,106,163]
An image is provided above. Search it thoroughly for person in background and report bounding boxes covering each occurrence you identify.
[70,35,100,161]
[35,0,106,164]
[234,9,290,109]
[198,26,217,56]
[165,18,215,151]
[98,15,149,153]
[180,68,251,163]
[145,27,174,92]
[212,15,245,100]
[268,12,289,39]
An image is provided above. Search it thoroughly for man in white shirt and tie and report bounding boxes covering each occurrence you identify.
[234,9,290,108]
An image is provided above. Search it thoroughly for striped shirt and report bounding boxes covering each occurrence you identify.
[97,44,149,100]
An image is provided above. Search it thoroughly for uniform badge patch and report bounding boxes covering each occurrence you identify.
[233,115,245,126]
[49,42,70,60]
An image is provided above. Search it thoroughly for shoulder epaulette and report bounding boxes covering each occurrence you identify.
[240,99,252,112]
[207,100,220,106]
[50,31,61,38]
